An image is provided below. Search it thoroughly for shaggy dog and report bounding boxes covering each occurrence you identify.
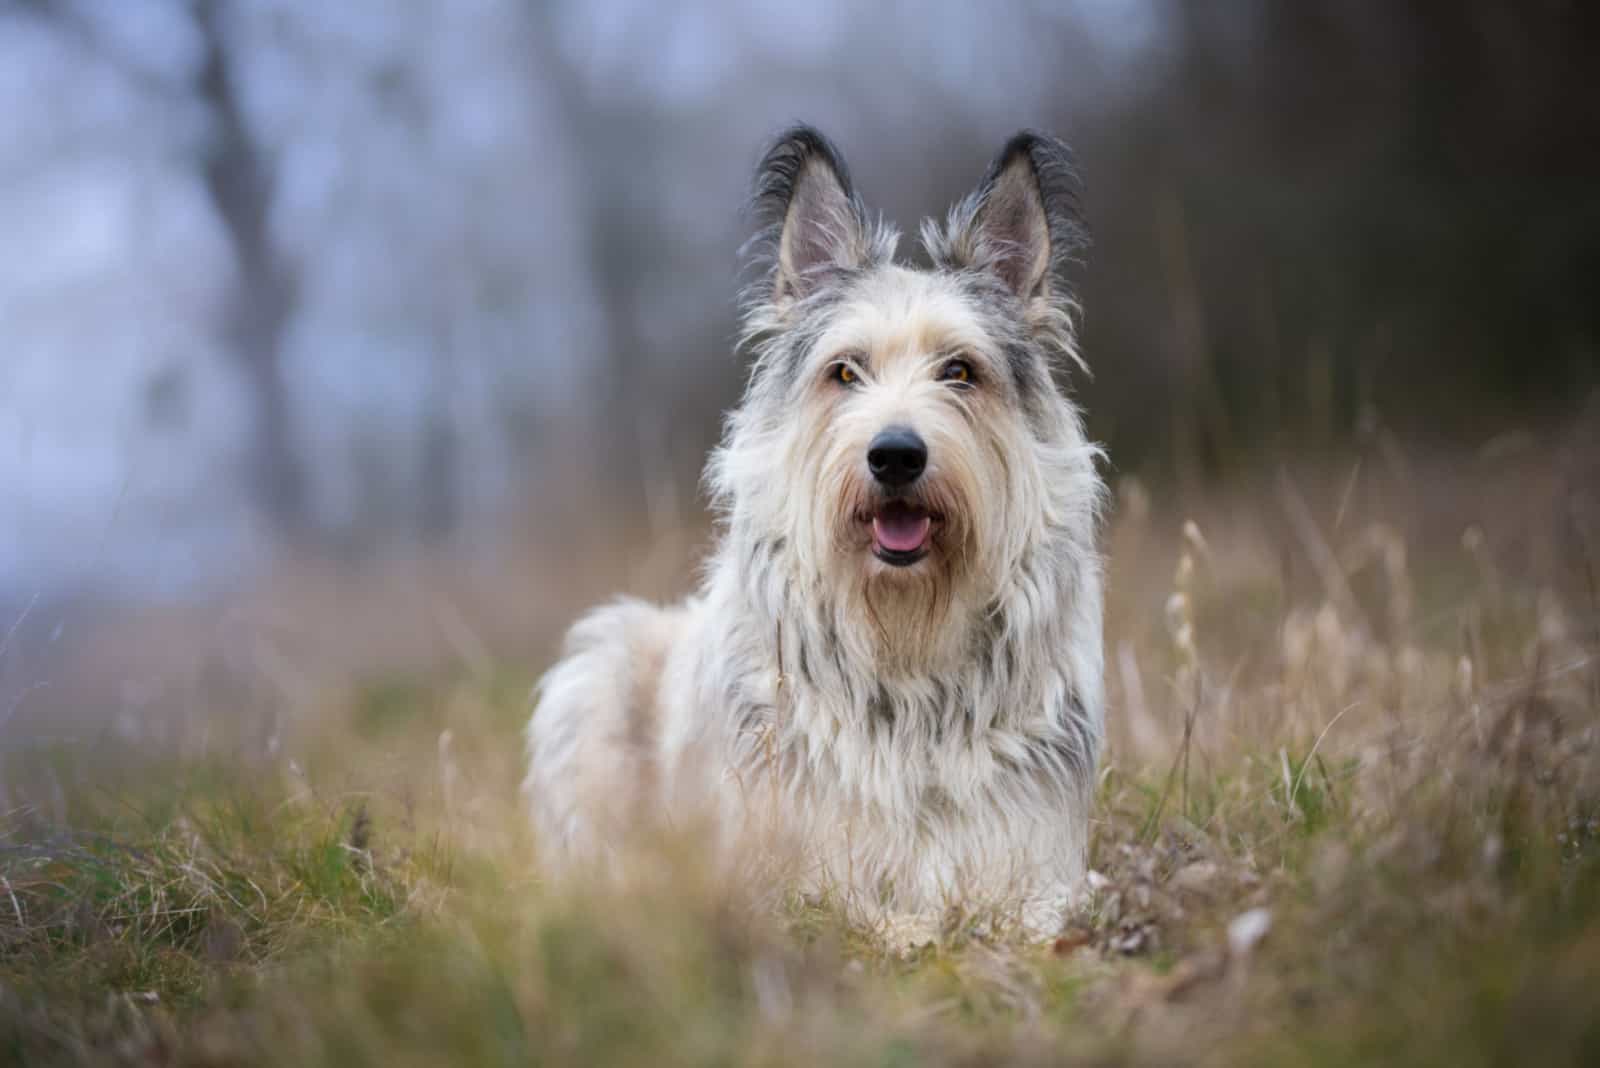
[525,126,1105,940]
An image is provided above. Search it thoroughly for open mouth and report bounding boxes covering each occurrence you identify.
[867,500,936,566]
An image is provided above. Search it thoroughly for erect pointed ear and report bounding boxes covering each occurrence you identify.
[933,131,1086,306]
[749,126,875,306]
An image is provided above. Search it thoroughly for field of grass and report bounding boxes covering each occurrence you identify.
[2,434,1597,1065]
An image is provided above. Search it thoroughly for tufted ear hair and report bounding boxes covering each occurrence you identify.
[929,131,1087,310]
[747,126,878,307]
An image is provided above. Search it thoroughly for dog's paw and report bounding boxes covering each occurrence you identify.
[1017,887,1083,943]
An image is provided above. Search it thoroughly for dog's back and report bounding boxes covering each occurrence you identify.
[523,597,686,869]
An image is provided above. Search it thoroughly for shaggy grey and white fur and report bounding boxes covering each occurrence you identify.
[525,126,1105,940]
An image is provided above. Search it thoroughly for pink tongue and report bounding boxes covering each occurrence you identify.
[873,512,931,553]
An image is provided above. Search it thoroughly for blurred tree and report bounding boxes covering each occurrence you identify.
[197,0,304,534]
[1073,1,1599,475]
[0,0,261,595]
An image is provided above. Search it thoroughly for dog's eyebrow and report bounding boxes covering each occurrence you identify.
[931,343,991,364]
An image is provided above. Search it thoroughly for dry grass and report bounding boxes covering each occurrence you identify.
[1,427,1597,1065]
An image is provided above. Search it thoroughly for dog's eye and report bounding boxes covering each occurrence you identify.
[830,362,859,386]
[939,359,975,386]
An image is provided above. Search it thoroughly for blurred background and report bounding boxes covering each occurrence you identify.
[1,1,1597,738]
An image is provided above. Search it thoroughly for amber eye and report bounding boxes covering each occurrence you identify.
[940,358,974,385]
[830,362,859,386]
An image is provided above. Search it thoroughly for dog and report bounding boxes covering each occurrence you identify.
[524,126,1105,941]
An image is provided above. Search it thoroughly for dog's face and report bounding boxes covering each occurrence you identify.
[782,267,1033,587]
[715,128,1091,655]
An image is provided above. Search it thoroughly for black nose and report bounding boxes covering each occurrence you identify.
[867,427,927,488]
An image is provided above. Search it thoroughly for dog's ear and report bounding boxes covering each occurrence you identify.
[935,131,1086,306]
[750,126,874,305]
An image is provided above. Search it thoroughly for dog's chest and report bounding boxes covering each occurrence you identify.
[739,666,1044,818]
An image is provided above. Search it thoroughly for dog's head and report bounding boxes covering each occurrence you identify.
[715,127,1097,659]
